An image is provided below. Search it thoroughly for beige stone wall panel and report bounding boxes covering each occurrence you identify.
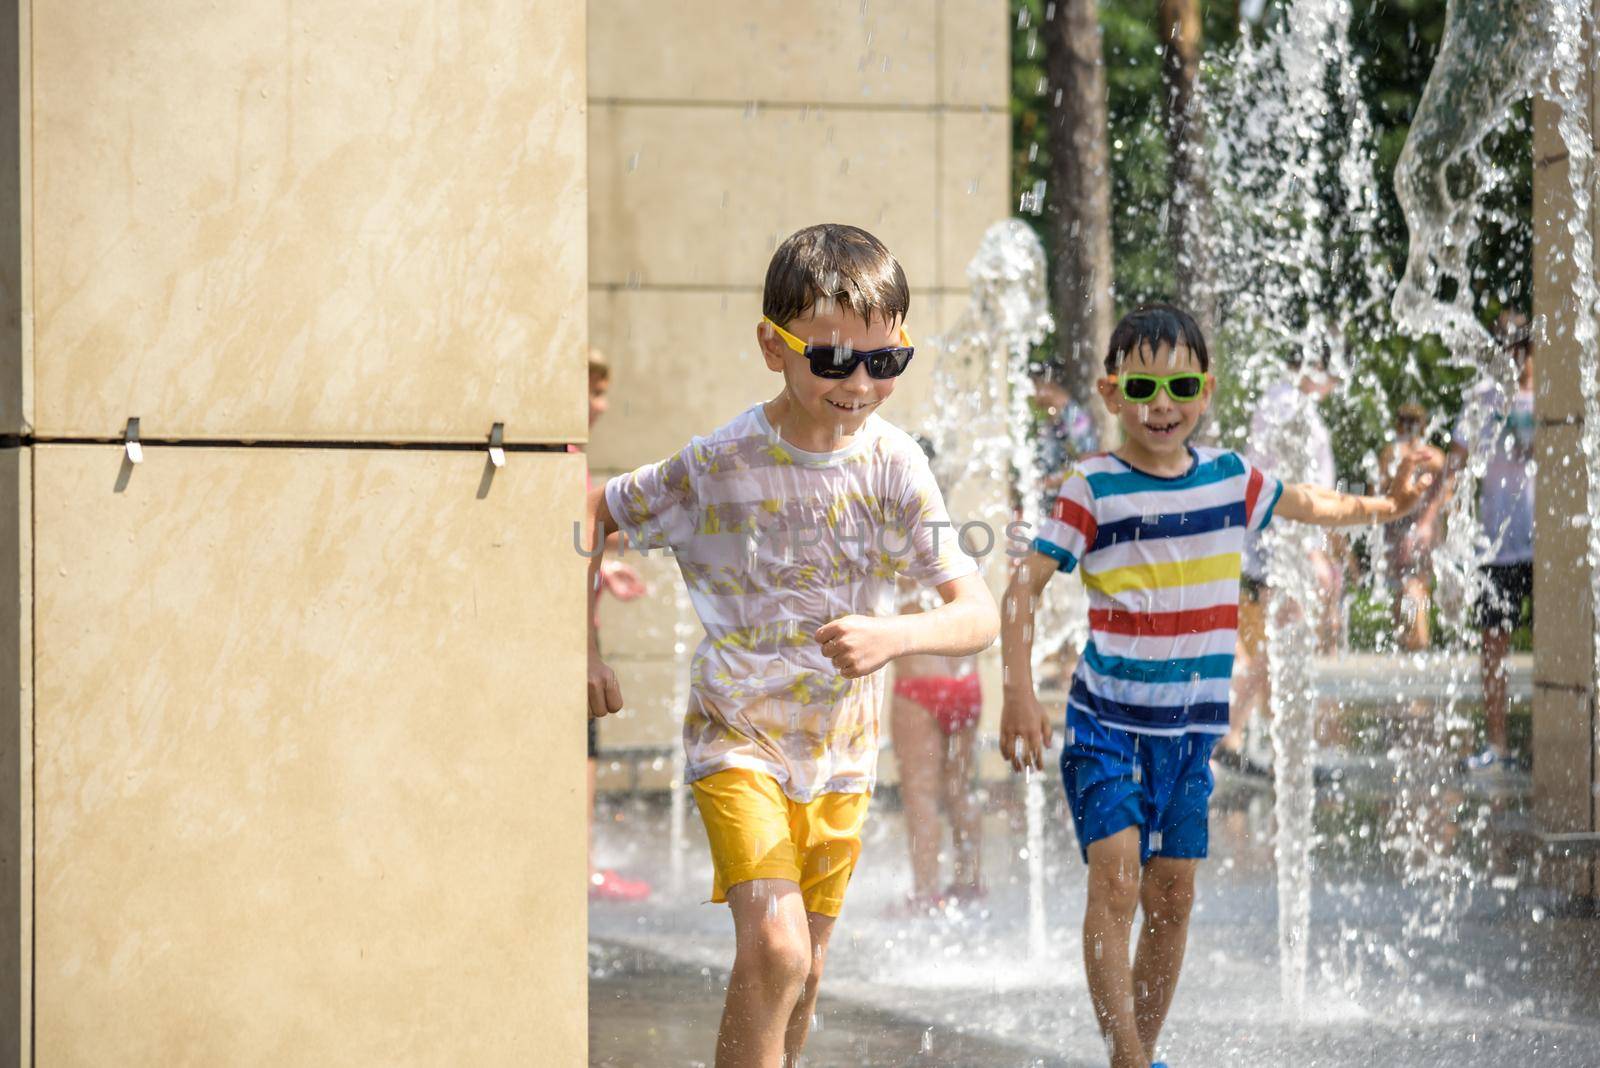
[30,2,587,444]
[31,445,585,1064]
[939,111,1009,291]
[587,288,776,469]
[939,0,1009,107]
[589,0,938,105]
[596,554,689,659]
[589,103,937,289]
[0,0,24,435]
[602,657,683,750]
[1532,113,1587,425]
[1533,685,1596,834]
[1534,422,1595,689]
[0,447,29,1064]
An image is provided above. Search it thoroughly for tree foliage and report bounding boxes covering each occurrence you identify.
[1011,0,1533,479]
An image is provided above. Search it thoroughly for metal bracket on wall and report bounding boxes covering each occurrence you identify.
[487,422,506,468]
[124,417,143,465]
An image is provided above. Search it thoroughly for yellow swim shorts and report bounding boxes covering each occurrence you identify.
[690,768,871,918]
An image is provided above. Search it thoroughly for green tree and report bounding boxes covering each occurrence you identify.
[1012,0,1532,479]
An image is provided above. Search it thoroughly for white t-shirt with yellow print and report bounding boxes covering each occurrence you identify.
[604,404,976,802]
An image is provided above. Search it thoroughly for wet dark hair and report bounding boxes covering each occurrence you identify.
[763,224,910,330]
[1104,303,1210,375]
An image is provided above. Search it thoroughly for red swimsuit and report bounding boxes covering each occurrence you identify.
[893,674,982,735]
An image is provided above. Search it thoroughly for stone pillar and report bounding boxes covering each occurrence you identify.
[586,0,1013,781]
[1532,78,1598,900]
[3,2,590,1061]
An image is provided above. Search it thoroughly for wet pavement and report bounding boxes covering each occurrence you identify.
[589,753,1599,1067]
[591,940,1048,1067]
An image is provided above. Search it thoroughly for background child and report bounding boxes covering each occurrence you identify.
[999,304,1429,1068]
[585,224,1000,1067]
[889,439,985,913]
[1380,402,1450,651]
[582,348,650,902]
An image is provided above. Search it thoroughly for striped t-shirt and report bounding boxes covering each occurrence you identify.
[1033,447,1284,736]
[605,404,976,801]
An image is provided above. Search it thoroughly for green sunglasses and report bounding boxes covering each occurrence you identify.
[1108,372,1210,403]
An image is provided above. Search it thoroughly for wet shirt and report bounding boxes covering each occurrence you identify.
[1033,448,1283,736]
[1454,380,1534,565]
[604,404,976,802]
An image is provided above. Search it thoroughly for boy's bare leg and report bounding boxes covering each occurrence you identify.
[781,911,837,1062]
[942,726,983,891]
[718,880,813,1068]
[1132,856,1199,1055]
[890,695,944,899]
[1083,828,1147,1068]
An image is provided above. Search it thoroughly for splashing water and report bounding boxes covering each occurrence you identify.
[1200,0,1390,1013]
[1548,0,1600,736]
[1025,764,1047,954]
[1397,0,1600,745]
[918,219,1078,960]
[1196,0,1594,1021]
[1393,0,1600,873]
[923,219,1084,662]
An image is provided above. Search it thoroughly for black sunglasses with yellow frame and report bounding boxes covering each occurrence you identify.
[762,316,915,380]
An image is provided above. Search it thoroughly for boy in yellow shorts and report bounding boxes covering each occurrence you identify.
[586,223,999,1066]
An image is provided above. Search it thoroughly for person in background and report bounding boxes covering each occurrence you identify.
[889,437,985,913]
[583,349,650,901]
[1380,402,1450,651]
[1448,310,1536,773]
[1033,372,1101,507]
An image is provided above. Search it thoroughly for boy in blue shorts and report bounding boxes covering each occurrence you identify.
[998,304,1430,1068]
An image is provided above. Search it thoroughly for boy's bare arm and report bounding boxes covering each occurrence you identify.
[998,552,1058,772]
[813,573,998,678]
[586,482,625,718]
[1275,449,1437,527]
[899,572,1000,656]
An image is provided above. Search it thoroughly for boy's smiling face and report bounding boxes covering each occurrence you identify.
[1096,339,1214,466]
[757,304,901,446]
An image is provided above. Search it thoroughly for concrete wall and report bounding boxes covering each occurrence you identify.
[587,0,1011,786]
[30,3,587,445]
[1532,89,1598,900]
[0,448,27,1067]
[5,2,590,1061]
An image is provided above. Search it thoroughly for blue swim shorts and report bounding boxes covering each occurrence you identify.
[1059,704,1217,865]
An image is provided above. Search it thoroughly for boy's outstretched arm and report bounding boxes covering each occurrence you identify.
[813,572,999,679]
[998,551,1058,773]
[586,482,626,719]
[1275,449,1437,527]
